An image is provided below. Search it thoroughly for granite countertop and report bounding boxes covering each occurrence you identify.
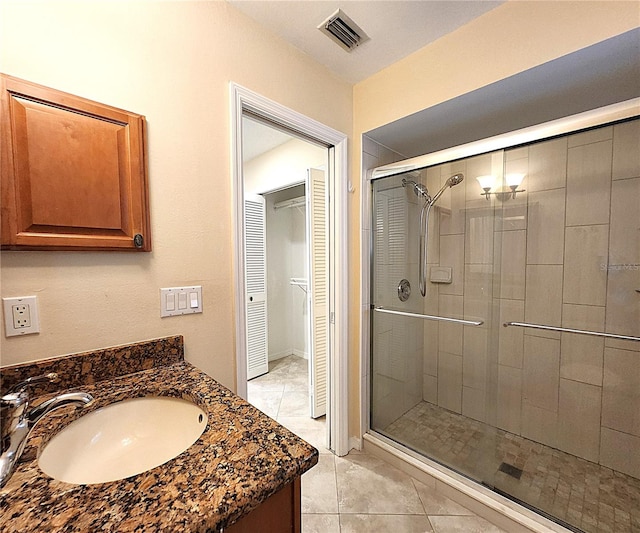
[0,339,318,532]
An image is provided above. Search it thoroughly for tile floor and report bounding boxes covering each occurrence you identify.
[384,401,640,533]
[248,355,507,533]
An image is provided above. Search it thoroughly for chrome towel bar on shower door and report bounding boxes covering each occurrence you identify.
[503,321,640,342]
[373,306,483,326]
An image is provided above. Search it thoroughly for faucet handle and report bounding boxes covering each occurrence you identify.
[5,372,59,396]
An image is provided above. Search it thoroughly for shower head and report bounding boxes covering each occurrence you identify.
[402,178,430,200]
[447,173,464,187]
[430,173,464,205]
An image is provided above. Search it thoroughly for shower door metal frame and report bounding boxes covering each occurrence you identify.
[369,98,640,182]
[361,97,640,521]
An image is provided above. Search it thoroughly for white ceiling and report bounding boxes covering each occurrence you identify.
[227,0,504,84]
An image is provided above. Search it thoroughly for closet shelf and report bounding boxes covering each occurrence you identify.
[290,278,308,293]
[274,196,305,210]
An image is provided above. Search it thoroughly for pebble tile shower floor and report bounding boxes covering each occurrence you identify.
[385,401,640,533]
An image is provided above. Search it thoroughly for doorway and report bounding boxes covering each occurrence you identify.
[231,83,349,456]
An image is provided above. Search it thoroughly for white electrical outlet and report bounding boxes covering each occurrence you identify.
[3,296,40,337]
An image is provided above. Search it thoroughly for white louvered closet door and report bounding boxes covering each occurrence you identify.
[244,195,269,380]
[307,168,328,418]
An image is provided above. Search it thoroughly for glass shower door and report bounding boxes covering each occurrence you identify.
[371,149,503,485]
[370,117,640,533]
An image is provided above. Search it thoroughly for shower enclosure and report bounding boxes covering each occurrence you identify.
[368,104,640,533]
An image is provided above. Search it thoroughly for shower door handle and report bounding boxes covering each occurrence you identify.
[503,321,640,342]
[373,306,483,326]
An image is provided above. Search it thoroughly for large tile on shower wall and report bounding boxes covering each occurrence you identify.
[462,327,489,390]
[498,299,524,368]
[439,234,464,296]
[560,304,605,386]
[494,201,528,232]
[563,225,609,306]
[605,267,640,338]
[600,427,640,479]
[465,206,494,265]
[523,334,560,413]
[438,295,463,355]
[566,139,612,226]
[497,365,522,434]
[521,402,558,449]
[423,320,438,377]
[499,230,526,300]
[557,378,601,463]
[462,386,486,423]
[423,374,437,404]
[609,177,640,265]
[527,137,568,192]
[602,347,640,437]
[526,188,566,265]
[568,125,613,147]
[437,352,463,413]
[612,119,640,180]
[371,374,404,429]
[525,264,563,327]
[605,336,640,353]
[463,264,492,326]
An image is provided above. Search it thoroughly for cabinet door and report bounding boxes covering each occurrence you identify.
[0,74,151,251]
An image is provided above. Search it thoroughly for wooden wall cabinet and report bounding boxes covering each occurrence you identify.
[1,74,151,251]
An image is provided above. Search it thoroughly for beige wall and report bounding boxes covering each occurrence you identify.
[350,2,639,438]
[0,1,352,391]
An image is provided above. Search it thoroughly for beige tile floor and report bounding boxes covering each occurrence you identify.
[248,355,507,533]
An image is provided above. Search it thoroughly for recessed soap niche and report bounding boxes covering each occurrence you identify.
[430,266,452,284]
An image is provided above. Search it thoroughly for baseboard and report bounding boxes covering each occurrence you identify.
[292,349,308,360]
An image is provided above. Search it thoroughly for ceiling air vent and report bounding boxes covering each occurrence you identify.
[318,9,369,52]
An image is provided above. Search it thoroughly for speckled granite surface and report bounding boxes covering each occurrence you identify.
[0,338,318,532]
[1,335,184,396]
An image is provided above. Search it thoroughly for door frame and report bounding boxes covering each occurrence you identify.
[230,83,349,456]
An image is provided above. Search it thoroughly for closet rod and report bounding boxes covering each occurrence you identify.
[274,196,305,210]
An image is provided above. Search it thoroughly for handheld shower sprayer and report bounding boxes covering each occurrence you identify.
[429,173,464,206]
[402,173,465,297]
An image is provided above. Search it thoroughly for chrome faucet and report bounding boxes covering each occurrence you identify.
[1,372,94,488]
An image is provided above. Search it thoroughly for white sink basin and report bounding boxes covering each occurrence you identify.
[38,396,207,485]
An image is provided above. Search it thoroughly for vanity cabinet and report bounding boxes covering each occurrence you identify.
[226,478,301,532]
[0,74,151,251]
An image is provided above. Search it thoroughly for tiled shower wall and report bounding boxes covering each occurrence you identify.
[418,119,640,479]
[495,120,640,479]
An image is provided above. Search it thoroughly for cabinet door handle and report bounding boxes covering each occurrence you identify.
[133,234,144,248]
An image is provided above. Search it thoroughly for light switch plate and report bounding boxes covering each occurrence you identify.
[3,296,40,337]
[160,286,202,317]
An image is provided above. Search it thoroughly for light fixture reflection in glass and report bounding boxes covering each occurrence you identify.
[476,173,526,201]
[506,173,525,188]
[476,175,495,199]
